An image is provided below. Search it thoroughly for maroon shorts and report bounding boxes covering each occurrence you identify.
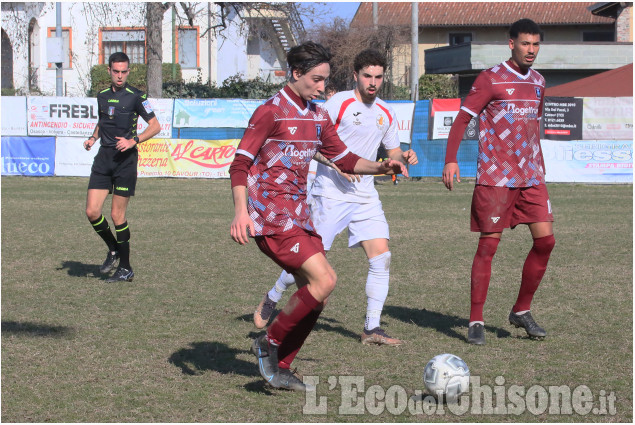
[255,227,326,273]
[471,184,554,233]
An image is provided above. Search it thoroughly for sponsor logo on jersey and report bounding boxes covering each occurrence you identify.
[315,124,322,138]
[491,216,500,223]
[505,103,538,116]
[284,145,314,160]
[534,87,542,99]
[288,126,297,134]
[108,106,115,119]
[108,99,120,103]
[506,88,515,95]
[353,112,361,116]
[142,100,153,114]
[290,242,300,253]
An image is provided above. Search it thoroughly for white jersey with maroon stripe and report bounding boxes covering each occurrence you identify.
[311,90,400,203]
[235,87,351,236]
[461,61,546,187]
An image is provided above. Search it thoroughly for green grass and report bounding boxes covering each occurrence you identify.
[1,177,632,422]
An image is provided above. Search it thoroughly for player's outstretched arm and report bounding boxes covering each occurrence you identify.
[386,147,419,166]
[313,152,361,183]
[230,185,255,245]
[442,162,461,191]
[354,158,408,178]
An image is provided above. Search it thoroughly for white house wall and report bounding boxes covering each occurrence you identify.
[1,2,285,96]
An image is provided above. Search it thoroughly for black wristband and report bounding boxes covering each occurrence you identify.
[133,136,140,144]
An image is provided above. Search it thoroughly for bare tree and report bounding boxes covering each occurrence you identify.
[146,3,172,97]
[309,19,408,99]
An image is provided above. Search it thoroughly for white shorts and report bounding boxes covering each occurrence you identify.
[309,195,389,250]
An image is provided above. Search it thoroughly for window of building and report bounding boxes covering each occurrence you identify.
[177,27,199,69]
[449,32,472,46]
[47,27,71,69]
[100,28,145,64]
[582,31,615,42]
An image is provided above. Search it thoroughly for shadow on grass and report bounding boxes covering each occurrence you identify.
[237,313,359,341]
[169,341,259,378]
[1,320,74,338]
[382,305,511,342]
[57,260,102,278]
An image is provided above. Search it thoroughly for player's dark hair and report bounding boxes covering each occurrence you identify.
[353,49,387,73]
[108,52,130,68]
[509,19,541,39]
[325,82,337,95]
[287,41,332,76]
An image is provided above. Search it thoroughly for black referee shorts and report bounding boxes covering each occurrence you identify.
[88,146,138,197]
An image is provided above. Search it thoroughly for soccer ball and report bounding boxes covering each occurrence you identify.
[423,353,470,401]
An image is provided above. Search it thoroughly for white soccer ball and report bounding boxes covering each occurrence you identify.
[423,353,470,401]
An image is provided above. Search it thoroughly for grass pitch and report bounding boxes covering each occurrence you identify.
[1,176,632,422]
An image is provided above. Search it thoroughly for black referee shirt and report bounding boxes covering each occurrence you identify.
[96,84,156,147]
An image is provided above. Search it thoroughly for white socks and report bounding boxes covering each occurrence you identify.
[365,251,391,331]
[267,270,296,302]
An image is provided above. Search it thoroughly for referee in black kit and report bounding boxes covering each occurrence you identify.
[83,52,160,282]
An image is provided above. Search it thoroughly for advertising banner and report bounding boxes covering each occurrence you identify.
[1,136,56,176]
[173,99,264,128]
[54,137,99,176]
[27,96,98,137]
[582,97,633,140]
[389,102,415,145]
[137,138,239,178]
[430,98,478,140]
[541,139,632,183]
[137,98,174,138]
[542,97,583,140]
[1,96,27,136]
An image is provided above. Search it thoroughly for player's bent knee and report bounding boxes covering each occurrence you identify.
[86,207,101,221]
[369,251,391,272]
[534,234,555,254]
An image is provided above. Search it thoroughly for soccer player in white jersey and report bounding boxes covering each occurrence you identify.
[442,19,555,345]
[254,49,418,347]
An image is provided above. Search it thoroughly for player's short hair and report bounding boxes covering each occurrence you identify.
[108,52,130,68]
[353,49,387,73]
[509,19,541,39]
[287,42,332,76]
[325,82,337,94]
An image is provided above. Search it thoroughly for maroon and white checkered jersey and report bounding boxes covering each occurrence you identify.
[461,60,546,187]
[232,86,358,236]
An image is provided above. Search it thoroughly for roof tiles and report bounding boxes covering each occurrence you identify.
[351,2,615,27]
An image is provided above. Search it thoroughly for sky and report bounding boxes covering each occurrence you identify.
[299,2,361,30]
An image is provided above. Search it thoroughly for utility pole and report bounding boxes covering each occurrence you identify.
[172,5,176,80]
[55,2,63,96]
[208,2,212,85]
[372,2,378,30]
[410,2,418,101]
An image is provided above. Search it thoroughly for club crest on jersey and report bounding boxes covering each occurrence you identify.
[288,126,297,134]
[506,88,515,95]
[108,106,115,119]
[315,124,322,138]
[535,87,542,99]
[376,114,385,129]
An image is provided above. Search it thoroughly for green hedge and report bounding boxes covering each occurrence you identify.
[89,63,182,96]
[163,74,285,99]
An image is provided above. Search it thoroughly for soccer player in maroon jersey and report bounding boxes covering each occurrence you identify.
[442,19,555,345]
[229,42,407,390]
